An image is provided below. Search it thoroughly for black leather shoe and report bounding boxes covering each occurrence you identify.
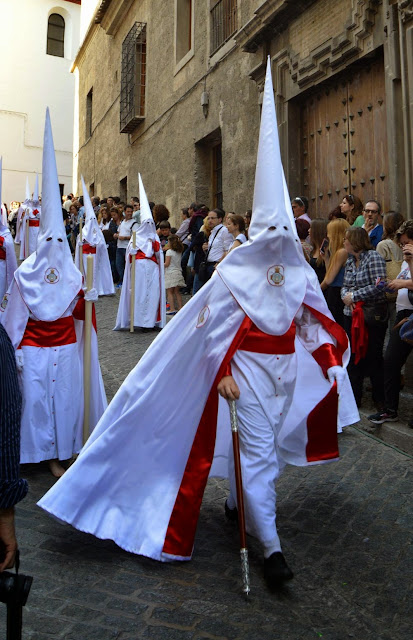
[264,552,293,588]
[224,500,238,522]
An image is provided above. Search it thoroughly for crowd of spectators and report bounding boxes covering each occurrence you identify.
[9,188,409,427]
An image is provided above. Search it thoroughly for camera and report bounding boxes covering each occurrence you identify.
[0,571,32,606]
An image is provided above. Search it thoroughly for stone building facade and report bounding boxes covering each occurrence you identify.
[74,0,413,224]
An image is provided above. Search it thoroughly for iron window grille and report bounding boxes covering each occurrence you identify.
[47,13,65,57]
[210,0,237,56]
[120,22,147,133]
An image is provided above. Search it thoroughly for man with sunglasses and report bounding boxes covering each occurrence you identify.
[291,196,311,224]
[362,200,383,248]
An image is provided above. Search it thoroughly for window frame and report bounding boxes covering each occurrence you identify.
[46,13,65,58]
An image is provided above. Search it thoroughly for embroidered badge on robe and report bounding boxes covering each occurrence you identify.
[196,306,210,328]
[267,265,285,286]
[44,267,60,284]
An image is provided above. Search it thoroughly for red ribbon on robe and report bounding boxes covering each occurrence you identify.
[19,316,77,348]
[73,289,97,332]
[82,243,96,254]
[0,236,6,260]
[28,219,40,227]
[351,301,368,365]
[129,249,158,264]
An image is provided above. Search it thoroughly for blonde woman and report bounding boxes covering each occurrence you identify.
[308,218,328,283]
[320,218,350,326]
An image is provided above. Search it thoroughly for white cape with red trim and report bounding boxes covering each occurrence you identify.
[38,272,358,562]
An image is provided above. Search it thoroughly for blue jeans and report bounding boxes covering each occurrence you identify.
[116,248,126,284]
[192,273,204,295]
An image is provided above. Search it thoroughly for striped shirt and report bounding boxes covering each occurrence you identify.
[341,250,387,317]
[0,325,28,509]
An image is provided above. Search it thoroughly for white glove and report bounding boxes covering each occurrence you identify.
[327,366,346,394]
[15,350,24,372]
[84,288,98,302]
[129,247,138,256]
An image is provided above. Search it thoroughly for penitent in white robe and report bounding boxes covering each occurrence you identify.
[19,206,41,260]
[114,241,166,330]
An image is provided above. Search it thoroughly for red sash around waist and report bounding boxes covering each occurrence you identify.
[29,219,40,227]
[238,322,296,354]
[129,249,158,264]
[81,243,96,254]
[0,248,5,260]
[19,316,77,348]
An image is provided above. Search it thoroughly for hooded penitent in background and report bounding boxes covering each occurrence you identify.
[74,177,115,297]
[13,177,30,246]
[114,174,166,330]
[0,158,18,300]
[17,175,41,260]
[38,60,358,587]
[0,109,107,478]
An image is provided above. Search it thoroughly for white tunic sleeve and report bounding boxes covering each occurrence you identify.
[0,280,30,349]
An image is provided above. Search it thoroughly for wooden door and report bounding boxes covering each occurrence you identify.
[300,57,388,217]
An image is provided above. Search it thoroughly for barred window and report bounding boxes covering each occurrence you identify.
[176,0,193,63]
[47,13,65,57]
[210,0,237,56]
[86,88,93,139]
[120,23,147,133]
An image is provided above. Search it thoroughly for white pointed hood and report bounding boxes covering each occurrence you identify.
[80,176,104,246]
[25,176,31,203]
[14,109,82,321]
[33,174,40,204]
[216,58,326,335]
[0,158,8,231]
[132,173,158,257]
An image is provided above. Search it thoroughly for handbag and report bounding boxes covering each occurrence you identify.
[399,313,413,345]
[198,260,208,282]
[187,251,195,268]
[362,300,389,327]
[384,243,403,301]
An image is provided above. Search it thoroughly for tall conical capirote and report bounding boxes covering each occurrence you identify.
[13,108,82,322]
[33,174,39,203]
[216,57,318,335]
[25,176,31,202]
[80,175,104,245]
[134,173,158,256]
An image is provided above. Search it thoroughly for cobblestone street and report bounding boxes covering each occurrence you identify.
[2,292,412,640]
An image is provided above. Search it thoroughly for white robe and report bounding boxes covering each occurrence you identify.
[0,230,18,300]
[19,207,41,260]
[114,241,166,330]
[38,273,358,561]
[0,279,107,463]
[75,239,115,297]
